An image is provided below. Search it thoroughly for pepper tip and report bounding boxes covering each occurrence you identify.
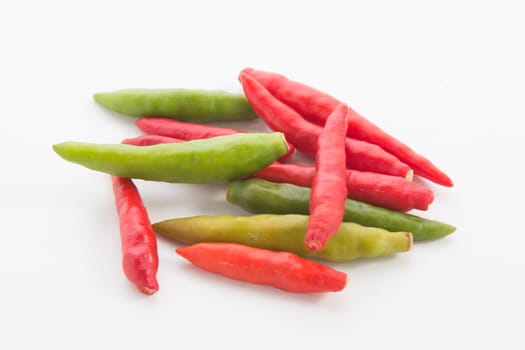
[241,67,255,75]
[305,239,324,252]
[139,285,159,295]
[175,246,190,260]
[405,169,414,182]
[136,276,159,295]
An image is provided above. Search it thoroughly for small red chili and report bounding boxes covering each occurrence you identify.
[304,102,349,251]
[176,242,347,293]
[111,176,159,295]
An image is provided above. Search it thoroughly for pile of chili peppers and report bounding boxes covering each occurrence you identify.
[53,68,455,295]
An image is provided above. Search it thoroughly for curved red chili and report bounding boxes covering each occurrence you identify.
[242,68,453,187]
[111,176,159,295]
[251,163,434,211]
[239,72,411,177]
[305,103,349,251]
[135,117,296,162]
[176,242,347,293]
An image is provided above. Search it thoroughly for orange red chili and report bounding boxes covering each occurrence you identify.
[176,242,347,293]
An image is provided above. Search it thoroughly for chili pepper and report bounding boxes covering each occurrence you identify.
[136,117,240,139]
[226,179,456,241]
[251,163,434,211]
[346,169,433,211]
[52,132,288,183]
[176,242,347,293]
[238,72,411,178]
[111,176,159,295]
[242,68,453,187]
[122,134,183,146]
[305,103,349,251]
[93,89,258,123]
[154,214,412,262]
[135,117,296,162]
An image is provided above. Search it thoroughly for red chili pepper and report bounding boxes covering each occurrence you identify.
[111,176,159,295]
[136,117,239,140]
[305,103,349,251]
[242,68,453,187]
[251,163,315,187]
[345,169,433,211]
[135,117,296,162]
[176,242,347,293]
[239,72,411,178]
[122,134,184,146]
[251,163,434,211]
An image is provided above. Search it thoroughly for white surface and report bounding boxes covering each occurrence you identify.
[1,1,524,349]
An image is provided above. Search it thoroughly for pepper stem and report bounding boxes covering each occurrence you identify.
[405,169,414,182]
[305,239,323,252]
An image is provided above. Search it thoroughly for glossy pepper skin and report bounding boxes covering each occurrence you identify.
[153,214,412,262]
[242,68,453,187]
[226,179,456,241]
[93,89,258,123]
[111,176,159,295]
[238,72,412,178]
[52,133,288,183]
[305,103,349,251]
[176,243,347,293]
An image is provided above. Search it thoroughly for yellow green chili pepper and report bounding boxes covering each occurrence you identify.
[52,133,287,183]
[152,214,412,262]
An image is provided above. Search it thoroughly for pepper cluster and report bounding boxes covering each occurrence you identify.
[53,68,455,295]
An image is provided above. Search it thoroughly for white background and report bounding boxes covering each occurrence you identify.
[1,1,524,349]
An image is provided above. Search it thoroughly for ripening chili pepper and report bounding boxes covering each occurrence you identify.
[135,117,295,162]
[226,179,456,241]
[111,176,159,295]
[305,103,349,251]
[93,89,258,123]
[176,242,347,293]
[52,132,288,183]
[153,214,412,262]
[251,163,434,211]
[122,134,184,146]
[242,68,453,187]
[238,72,411,178]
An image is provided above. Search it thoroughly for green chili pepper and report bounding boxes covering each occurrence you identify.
[53,133,287,183]
[153,214,412,262]
[93,89,258,122]
[226,179,456,241]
